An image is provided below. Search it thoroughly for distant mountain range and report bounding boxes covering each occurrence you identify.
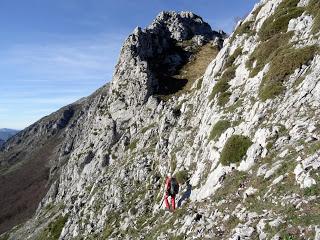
[0,128,20,142]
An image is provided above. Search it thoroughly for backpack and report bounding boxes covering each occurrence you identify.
[169,177,179,195]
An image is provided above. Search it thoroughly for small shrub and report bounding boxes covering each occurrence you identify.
[175,170,189,184]
[220,135,252,165]
[209,120,231,141]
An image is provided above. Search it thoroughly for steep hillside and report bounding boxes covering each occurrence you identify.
[1,1,320,239]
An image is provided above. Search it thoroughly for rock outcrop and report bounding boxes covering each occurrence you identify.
[1,1,320,239]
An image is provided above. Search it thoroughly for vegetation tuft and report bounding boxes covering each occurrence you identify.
[259,0,304,41]
[209,120,231,141]
[209,65,237,106]
[225,47,243,69]
[246,32,294,78]
[259,45,318,101]
[220,135,252,165]
[306,0,320,34]
[175,170,189,184]
[36,215,68,240]
[127,139,138,151]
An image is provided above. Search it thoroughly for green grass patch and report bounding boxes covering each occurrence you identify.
[259,0,304,41]
[304,184,320,196]
[259,45,318,101]
[218,92,232,106]
[209,120,231,141]
[209,65,237,106]
[0,234,9,240]
[220,135,252,165]
[140,123,156,134]
[212,171,248,202]
[246,32,293,77]
[304,141,320,156]
[220,65,237,83]
[231,21,255,42]
[127,139,138,151]
[230,4,263,42]
[225,47,243,69]
[160,43,220,101]
[36,214,68,240]
[209,78,230,102]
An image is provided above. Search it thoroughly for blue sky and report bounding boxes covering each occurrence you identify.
[0,0,259,129]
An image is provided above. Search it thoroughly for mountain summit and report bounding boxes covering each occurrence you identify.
[1,1,320,239]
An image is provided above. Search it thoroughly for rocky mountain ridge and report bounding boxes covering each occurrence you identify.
[1,0,320,239]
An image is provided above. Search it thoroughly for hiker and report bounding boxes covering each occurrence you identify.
[164,174,179,211]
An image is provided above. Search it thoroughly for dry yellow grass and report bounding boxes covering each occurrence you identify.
[175,43,219,89]
[159,43,219,101]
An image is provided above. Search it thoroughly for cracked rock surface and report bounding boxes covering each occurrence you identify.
[1,1,320,239]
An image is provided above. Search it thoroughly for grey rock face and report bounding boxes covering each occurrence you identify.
[2,1,320,240]
[108,11,225,126]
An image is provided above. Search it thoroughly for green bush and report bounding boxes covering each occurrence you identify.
[220,135,252,165]
[175,170,189,184]
[209,120,231,141]
[259,45,318,101]
[259,0,303,41]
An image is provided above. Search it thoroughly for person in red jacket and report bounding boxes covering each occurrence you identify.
[164,174,179,211]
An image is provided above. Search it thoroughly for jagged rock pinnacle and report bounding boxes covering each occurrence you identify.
[108,11,225,125]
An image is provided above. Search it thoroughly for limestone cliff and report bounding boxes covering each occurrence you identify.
[1,1,320,239]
